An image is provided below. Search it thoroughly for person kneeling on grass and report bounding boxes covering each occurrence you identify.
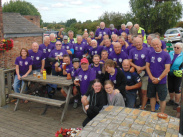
[104,80,125,106]
[81,79,107,127]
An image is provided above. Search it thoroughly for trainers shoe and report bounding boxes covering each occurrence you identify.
[73,101,78,109]
[166,100,175,106]
[155,103,160,110]
[173,103,179,110]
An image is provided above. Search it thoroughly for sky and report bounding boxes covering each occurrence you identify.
[2,0,131,23]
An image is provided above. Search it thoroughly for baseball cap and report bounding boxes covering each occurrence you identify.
[72,58,80,63]
[63,35,68,40]
[126,22,133,27]
[81,58,89,64]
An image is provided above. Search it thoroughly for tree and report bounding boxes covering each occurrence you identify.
[65,18,77,27]
[3,0,43,26]
[129,0,182,34]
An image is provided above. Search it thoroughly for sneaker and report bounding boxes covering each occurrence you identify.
[155,102,160,110]
[73,101,78,109]
[173,103,179,110]
[166,100,175,106]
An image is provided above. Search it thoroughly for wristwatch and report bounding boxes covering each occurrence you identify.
[158,77,161,81]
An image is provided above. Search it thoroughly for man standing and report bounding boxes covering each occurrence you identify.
[134,24,147,43]
[126,22,138,36]
[68,30,77,44]
[29,42,45,73]
[108,42,128,68]
[62,35,74,60]
[146,38,171,113]
[118,24,129,36]
[109,24,118,36]
[103,38,114,54]
[50,33,57,48]
[95,22,111,45]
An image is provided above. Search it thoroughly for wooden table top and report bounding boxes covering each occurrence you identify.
[22,75,73,86]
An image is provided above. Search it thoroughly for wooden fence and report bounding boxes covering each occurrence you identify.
[0,68,15,107]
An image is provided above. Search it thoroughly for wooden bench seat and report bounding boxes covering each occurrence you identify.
[9,93,65,107]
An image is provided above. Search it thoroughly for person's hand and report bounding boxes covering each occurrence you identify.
[17,75,21,80]
[98,36,102,39]
[60,35,63,38]
[150,76,156,81]
[59,56,63,60]
[129,67,135,73]
[60,28,64,31]
[55,62,59,67]
[67,50,72,55]
[125,86,131,91]
[99,62,103,64]
[152,78,159,84]
[55,56,58,60]
[40,69,43,74]
[74,80,80,86]
[22,74,27,78]
[85,105,89,111]
[136,66,142,72]
[114,89,120,94]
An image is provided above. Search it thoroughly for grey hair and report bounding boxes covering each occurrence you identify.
[44,36,50,42]
[148,34,156,39]
[151,38,161,44]
[121,24,126,26]
[175,42,183,49]
[91,39,97,44]
[32,42,39,46]
[49,33,55,37]
[76,35,82,39]
[68,30,74,34]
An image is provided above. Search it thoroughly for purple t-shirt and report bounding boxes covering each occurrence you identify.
[28,50,44,70]
[73,43,87,60]
[67,68,78,77]
[142,43,148,48]
[89,64,103,80]
[161,40,166,50]
[108,51,128,68]
[118,28,129,36]
[39,44,55,67]
[103,44,114,54]
[146,50,171,84]
[15,56,33,76]
[95,28,111,44]
[109,68,118,84]
[126,45,136,55]
[60,63,73,76]
[110,28,118,35]
[49,48,68,69]
[50,41,56,49]
[82,39,87,45]
[121,45,128,54]
[74,68,96,95]
[86,44,93,53]
[62,43,73,50]
[89,46,104,57]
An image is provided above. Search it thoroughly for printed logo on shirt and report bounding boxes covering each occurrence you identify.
[60,52,63,56]
[19,61,23,66]
[109,48,112,52]
[66,46,69,49]
[113,58,117,61]
[95,51,97,54]
[79,75,82,81]
[25,61,28,65]
[55,53,58,56]
[112,32,114,34]
[141,54,145,59]
[157,57,162,62]
[83,42,85,44]
[75,47,78,50]
[119,58,122,63]
[113,80,116,84]
[31,56,34,60]
[151,56,155,63]
[48,49,51,52]
[80,47,82,50]
[84,75,87,80]
[71,71,74,76]
[103,32,106,35]
[135,54,138,60]
[127,76,131,79]
[43,49,46,53]
[36,57,40,60]
[72,41,74,44]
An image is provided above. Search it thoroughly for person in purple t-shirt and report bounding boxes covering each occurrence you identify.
[89,31,95,40]
[13,48,33,94]
[118,24,129,36]
[100,50,108,64]
[108,42,128,68]
[95,22,111,45]
[74,58,96,96]
[129,37,150,110]
[48,40,68,76]
[89,39,104,58]
[118,36,129,54]
[146,38,171,113]
[82,32,89,45]
[126,35,137,55]
[155,32,167,51]
[73,35,87,60]
[28,42,45,74]
[127,34,133,46]
[39,36,55,75]
[99,34,109,46]
[111,34,118,42]
[147,34,156,52]
[121,32,128,42]
[62,35,74,60]
[103,38,114,54]
[137,33,148,48]
[109,24,118,36]
[50,33,57,48]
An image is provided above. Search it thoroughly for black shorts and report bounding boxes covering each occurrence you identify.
[168,75,182,94]
[147,82,167,101]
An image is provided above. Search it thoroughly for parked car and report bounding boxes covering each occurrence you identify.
[164,27,183,42]
[43,30,59,38]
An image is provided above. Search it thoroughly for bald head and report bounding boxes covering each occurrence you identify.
[113,42,122,54]
[122,59,130,71]
[32,42,39,52]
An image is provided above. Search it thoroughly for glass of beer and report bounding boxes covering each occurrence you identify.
[33,71,37,77]
[37,72,41,79]
[75,76,80,84]
[62,63,66,70]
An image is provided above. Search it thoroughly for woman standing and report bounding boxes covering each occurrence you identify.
[167,43,183,110]
[13,48,32,94]
[104,80,125,106]
[81,79,107,127]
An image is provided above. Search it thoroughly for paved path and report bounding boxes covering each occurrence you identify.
[77,106,180,137]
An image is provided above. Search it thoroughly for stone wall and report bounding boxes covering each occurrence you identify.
[23,15,40,28]
[0,36,43,69]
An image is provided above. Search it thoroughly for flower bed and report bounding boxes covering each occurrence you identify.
[55,128,82,137]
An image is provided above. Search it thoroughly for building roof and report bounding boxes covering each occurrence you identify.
[3,12,44,34]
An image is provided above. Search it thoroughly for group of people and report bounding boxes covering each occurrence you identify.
[13,21,183,127]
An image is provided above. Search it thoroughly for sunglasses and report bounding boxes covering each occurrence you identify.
[174,47,179,49]
[56,44,62,46]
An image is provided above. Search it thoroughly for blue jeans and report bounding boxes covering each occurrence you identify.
[125,90,137,108]
[13,75,26,93]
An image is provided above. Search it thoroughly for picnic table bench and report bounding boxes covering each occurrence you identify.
[9,75,73,123]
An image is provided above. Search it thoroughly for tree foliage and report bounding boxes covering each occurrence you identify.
[3,0,43,26]
[129,0,182,34]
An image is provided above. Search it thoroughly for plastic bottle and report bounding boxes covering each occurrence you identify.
[43,69,46,80]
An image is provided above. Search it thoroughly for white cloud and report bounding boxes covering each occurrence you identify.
[38,6,50,11]
[91,5,101,9]
[51,3,65,8]
[70,0,83,5]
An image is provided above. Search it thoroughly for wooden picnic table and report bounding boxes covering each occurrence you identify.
[9,75,73,123]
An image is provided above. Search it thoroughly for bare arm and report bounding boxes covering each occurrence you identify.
[41,59,45,73]
[22,65,32,78]
[126,82,142,91]
[146,62,155,81]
